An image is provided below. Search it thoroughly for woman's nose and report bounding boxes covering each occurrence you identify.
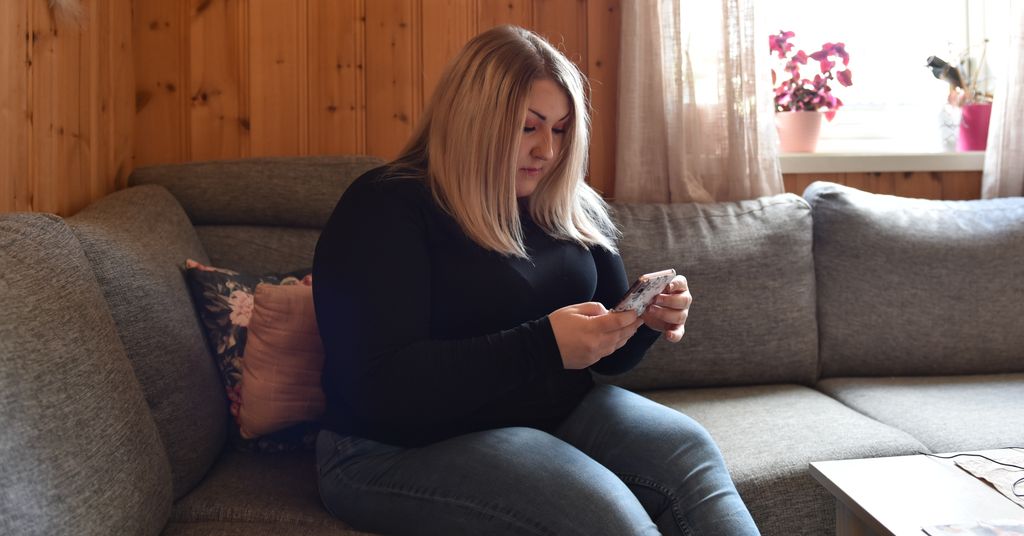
[531,130,554,160]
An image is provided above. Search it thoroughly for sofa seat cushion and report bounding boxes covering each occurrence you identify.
[170,449,354,531]
[817,374,1024,452]
[162,521,375,536]
[640,384,927,536]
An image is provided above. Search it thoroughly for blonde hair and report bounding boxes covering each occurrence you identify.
[391,25,618,258]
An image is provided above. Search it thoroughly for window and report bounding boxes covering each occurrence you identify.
[762,0,1010,153]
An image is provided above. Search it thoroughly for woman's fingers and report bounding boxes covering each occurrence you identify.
[665,275,688,293]
[655,289,692,309]
[663,324,685,342]
[609,318,643,348]
[592,309,636,329]
[614,332,632,351]
[645,275,690,343]
[646,304,688,325]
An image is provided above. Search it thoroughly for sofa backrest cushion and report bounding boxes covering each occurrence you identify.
[128,155,384,228]
[805,181,1024,377]
[0,214,172,536]
[68,186,227,500]
[195,226,321,275]
[596,193,818,389]
[129,155,383,275]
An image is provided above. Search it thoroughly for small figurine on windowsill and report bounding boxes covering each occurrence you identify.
[926,42,993,151]
[926,39,993,107]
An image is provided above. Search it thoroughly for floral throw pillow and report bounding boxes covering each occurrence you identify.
[239,283,326,439]
[183,259,319,453]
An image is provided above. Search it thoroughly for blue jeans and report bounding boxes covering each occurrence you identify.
[317,384,760,535]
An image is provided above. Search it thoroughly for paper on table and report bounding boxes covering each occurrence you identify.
[922,520,1024,535]
[953,449,1024,509]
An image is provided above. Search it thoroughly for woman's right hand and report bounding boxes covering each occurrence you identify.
[548,303,644,369]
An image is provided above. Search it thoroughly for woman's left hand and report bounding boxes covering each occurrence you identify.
[640,275,691,342]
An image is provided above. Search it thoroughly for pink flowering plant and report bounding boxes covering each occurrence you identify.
[769,30,853,121]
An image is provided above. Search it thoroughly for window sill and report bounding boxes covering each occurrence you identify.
[780,152,985,174]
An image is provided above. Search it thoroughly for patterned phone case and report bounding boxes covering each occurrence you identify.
[612,269,676,316]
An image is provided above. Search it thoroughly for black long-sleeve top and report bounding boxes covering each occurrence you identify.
[312,166,660,447]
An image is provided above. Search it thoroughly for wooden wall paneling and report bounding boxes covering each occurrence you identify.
[68,5,93,215]
[31,0,87,215]
[586,0,619,197]
[781,174,798,194]
[866,172,897,196]
[364,0,418,159]
[28,2,55,212]
[111,0,134,192]
[189,0,246,161]
[883,173,905,195]
[420,0,476,105]
[941,171,982,200]
[782,173,808,195]
[237,0,251,158]
[118,2,987,207]
[783,171,983,200]
[477,0,534,30]
[249,0,309,157]
[782,173,844,196]
[894,171,942,199]
[0,1,31,212]
[1,0,132,216]
[838,172,868,193]
[134,0,188,167]
[308,0,365,155]
[411,0,424,125]
[85,0,112,211]
[855,173,875,192]
[870,173,898,195]
[533,0,587,70]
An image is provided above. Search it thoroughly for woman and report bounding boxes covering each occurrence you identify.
[312,25,759,536]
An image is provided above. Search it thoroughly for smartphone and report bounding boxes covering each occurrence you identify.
[612,269,676,316]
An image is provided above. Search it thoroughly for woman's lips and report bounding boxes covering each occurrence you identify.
[520,167,543,177]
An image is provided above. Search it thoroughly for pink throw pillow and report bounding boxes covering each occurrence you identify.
[237,282,326,439]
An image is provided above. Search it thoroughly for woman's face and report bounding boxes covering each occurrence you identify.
[516,78,570,198]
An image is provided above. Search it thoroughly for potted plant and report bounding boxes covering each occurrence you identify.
[925,43,993,151]
[769,30,854,152]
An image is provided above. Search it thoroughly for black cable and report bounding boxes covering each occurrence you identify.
[920,448,1024,499]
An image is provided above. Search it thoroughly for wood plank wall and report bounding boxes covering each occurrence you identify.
[129,0,984,203]
[133,0,624,197]
[0,0,133,215]
[0,0,984,216]
[783,171,983,200]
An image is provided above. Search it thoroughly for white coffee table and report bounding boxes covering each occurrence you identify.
[810,451,1024,536]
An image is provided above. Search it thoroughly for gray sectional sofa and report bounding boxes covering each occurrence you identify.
[1,155,1022,536]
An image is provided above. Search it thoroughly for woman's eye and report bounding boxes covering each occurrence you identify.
[523,126,536,133]
[553,128,566,135]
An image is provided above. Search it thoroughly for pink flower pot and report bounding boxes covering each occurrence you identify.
[956,103,992,152]
[776,111,823,153]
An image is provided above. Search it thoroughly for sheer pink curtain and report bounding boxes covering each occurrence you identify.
[982,2,1024,198]
[615,0,782,203]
